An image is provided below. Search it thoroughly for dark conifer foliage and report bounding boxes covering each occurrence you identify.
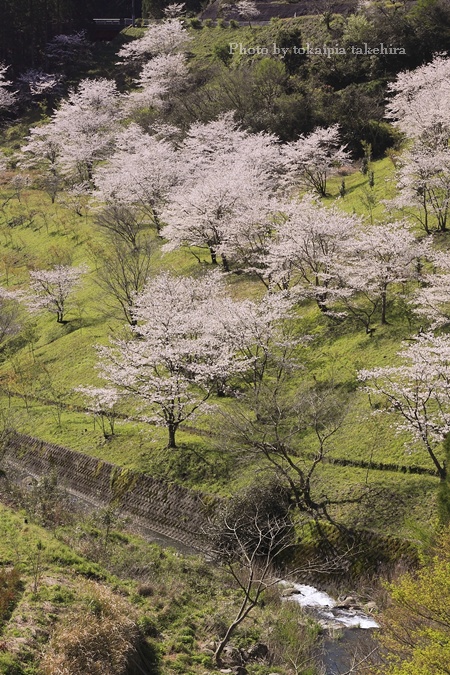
[0,0,140,72]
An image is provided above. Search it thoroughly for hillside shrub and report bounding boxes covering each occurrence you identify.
[0,567,22,624]
[0,653,27,675]
[377,526,450,674]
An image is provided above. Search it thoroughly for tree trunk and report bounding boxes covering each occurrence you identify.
[426,439,446,481]
[316,291,328,313]
[209,247,218,265]
[216,378,227,397]
[381,288,387,325]
[153,210,161,235]
[214,603,256,666]
[168,424,177,449]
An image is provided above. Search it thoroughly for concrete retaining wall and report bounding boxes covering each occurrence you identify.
[1,431,217,553]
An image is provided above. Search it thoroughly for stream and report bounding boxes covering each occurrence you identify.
[282,582,380,674]
[283,582,379,630]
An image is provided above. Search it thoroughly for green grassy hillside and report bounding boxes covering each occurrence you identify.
[0,151,442,537]
[0,22,447,541]
[1,493,318,675]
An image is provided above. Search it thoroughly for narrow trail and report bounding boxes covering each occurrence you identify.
[0,386,440,478]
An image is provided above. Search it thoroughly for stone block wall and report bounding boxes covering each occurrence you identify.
[1,431,217,553]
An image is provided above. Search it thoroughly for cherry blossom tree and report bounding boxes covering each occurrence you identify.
[23,79,123,182]
[235,0,261,26]
[97,272,252,448]
[75,386,121,438]
[161,168,275,270]
[385,55,450,241]
[211,291,298,396]
[22,124,60,176]
[179,113,248,169]
[46,31,92,73]
[17,70,62,103]
[163,3,186,17]
[263,196,360,311]
[127,53,189,111]
[161,115,283,268]
[359,333,450,480]
[117,18,191,65]
[179,114,282,183]
[28,264,86,323]
[336,221,429,328]
[388,140,450,233]
[386,54,450,140]
[95,271,295,447]
[283,125,350,197]
[94,124,180,233]
[0,64,16,112]
[51,78,123,181]
[410,251,450,329]
[98,115,283,268]
[216,193,277,274]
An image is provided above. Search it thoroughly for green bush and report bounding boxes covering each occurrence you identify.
[137,614,159,637]
[0,653,27,675]
[0,567,22,624]
[438,434,450,524]
[170,654,193,673]
[268,602,319,671]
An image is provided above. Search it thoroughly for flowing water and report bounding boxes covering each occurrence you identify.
[282,582,380,674]
[283,582,379,630]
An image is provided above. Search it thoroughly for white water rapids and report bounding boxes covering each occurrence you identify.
[282,582,379,630]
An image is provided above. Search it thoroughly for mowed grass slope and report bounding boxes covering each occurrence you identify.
[0,39,443,534]
[0,156,443,533]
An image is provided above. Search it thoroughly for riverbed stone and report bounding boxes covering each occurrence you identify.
[339,595,358,606]
[222,645,242,666]
[281,587,302,597]
[335,595,364,609]
[364,601,378,612]
[247,642,268,660]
